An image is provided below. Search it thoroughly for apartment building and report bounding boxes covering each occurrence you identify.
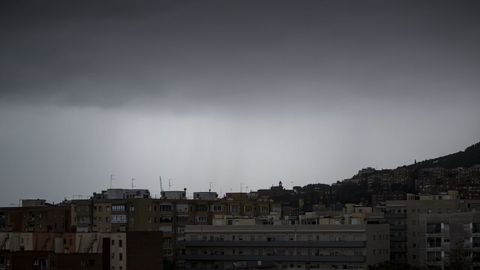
[0,204,71,233]
[418,211,480,270]
[0,189,306,268]
[0,231,163,270]
[179,224,390,270]
[382,194,480,267]
[93,189,150,200]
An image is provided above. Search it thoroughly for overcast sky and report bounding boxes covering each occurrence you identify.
[1,0,479,205]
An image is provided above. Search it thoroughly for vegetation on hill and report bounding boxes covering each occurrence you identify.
[407,141,480,169]
[293,141,480,208]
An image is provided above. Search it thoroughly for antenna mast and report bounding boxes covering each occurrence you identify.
[131,178,135,189]
[209,181,214,192]
[159,176,164,192]
[110,174,115,189]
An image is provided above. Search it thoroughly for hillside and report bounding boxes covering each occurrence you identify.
[407,141,480,169]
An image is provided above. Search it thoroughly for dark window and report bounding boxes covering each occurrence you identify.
[426,223,442,234]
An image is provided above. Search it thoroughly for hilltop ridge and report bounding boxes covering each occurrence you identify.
[405,141,480,170]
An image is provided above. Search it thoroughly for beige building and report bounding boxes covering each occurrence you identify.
[93,202,112,232]
[418,211,480,270]
[179,224,389,270]
[384,195,480,266]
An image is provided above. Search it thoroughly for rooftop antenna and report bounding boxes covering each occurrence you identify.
[72,195,84,200]
[209,181,214,192]
[168,179,172,191]
[159,176,164,192]
[240,183,244,193]
[131,178,135,189]
[110,174,115,189]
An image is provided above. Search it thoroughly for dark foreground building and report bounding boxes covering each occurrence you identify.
[0,232,163,270]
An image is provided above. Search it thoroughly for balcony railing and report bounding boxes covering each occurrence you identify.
[180,240,366,248]
[179,254,366,262]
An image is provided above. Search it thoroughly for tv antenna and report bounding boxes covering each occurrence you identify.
[159,176,164,192]
[209,181,214,192]
[168,179,172,191]
[110,174,115,189]
[131,178,135,189]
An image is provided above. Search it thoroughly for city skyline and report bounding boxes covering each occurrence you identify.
[1,0,480,206]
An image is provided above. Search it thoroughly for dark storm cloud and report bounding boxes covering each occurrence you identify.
[1,0,480,206]
[1,0,480,109]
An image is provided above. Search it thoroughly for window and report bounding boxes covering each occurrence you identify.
[473,237,480,248]
[427,237,442,248]
[473,223,480,233]
[111,240,115,245]
[230,205,240,213]
[427,223,442,234]
[159,205,172,212]
[473,251,480,262]
[119,253,123,261]
[195,216,208,223]
[111,215,127,224]
[119,240,122,247]
[160,216,173,222]
[112,205,125,212]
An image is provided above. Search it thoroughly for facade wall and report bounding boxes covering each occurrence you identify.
[93,202,112,233]
[126,232,163,270]
[0,251,104,270]
[110,233,127,270]
[418,212,480,270]
[180,224,389,270]
[0,232,34,252]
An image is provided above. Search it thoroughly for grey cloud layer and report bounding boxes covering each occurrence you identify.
[1,0,479,109]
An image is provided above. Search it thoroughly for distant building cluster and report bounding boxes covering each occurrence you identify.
[2,174,480,269]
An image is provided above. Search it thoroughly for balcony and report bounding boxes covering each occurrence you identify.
[390,224,407,230]
[385,213,406,219]
[180,240,366,248]
[179,254,366,263]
